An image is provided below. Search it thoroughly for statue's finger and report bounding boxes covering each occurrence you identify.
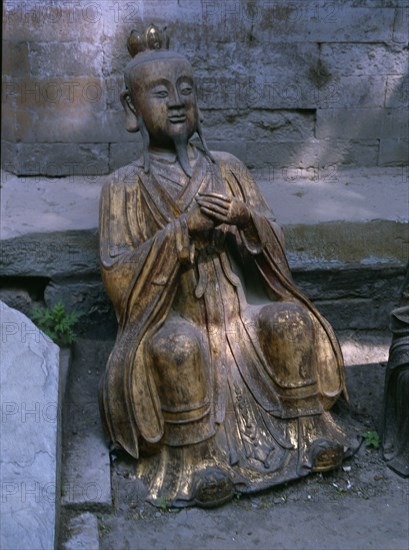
[198,192,230,203]
[197,198,229,211]
[200,207,230,224]
[199,203,228,216]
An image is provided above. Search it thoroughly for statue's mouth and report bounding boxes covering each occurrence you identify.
[168,114,187,124]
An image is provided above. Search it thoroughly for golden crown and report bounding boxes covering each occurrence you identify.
[127,24,170,58]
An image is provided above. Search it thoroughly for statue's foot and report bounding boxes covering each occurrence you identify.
[192,468,234,508]
[309,439,344,472]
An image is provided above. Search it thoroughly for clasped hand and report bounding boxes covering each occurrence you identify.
[187,193,251,234]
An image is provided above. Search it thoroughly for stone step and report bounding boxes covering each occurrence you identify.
[61,512,99,550]
[60,340,112,512]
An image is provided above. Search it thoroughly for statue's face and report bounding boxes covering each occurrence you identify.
[128,58,198,148]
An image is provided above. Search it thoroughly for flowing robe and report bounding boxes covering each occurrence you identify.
[99,148,348,501]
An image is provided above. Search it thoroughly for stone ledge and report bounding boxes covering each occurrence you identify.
[0,166,407,331]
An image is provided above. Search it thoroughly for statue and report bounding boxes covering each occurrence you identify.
[382,267,409,477]
[99,25,353,508]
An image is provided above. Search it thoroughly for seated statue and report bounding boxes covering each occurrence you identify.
[382,303,409,477]
[99,24,352,508]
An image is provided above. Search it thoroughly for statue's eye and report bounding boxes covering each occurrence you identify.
[152,88,168,98]
[180,86,193,95]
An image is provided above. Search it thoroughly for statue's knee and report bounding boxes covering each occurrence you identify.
[257,302,316,388]
[150,327,201,367]
[149,323,208,410]
[258,302,313,341]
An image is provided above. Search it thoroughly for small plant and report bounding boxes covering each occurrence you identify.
[362,430,381,449]
[156,496,168,511]
[31,301,82,347]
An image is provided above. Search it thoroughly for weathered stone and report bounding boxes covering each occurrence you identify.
[293,266,406,302]
[7,143,110,176]
[0,288,34,316]
[381,109,409,140]
[379,139,409,165]
[385,75,409,109]
[392,5,409,43]
[1,104,16,142]
[315,76,386,109]
[109,142,143,171]
[285,221,407,269]
[29,42,104,78]
[3,1,105,43]
[202,110,315,142]
[313,139,380,167]
[61,339,112,511]
[313,297,397,330]
[0,301,61,550]
[338,330,390,367]
[200,4,396,43]
[320,43,409,76]
[62,513,99,550]
[2,40,30,77]
[316,108,408,141]
[44,279,114,326]
[0,230,99,278]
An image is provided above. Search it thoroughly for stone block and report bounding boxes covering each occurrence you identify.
[0,289,34,317]
[0,230,99,278]
[61,339,112,511]
[105,76,126,111]
[109,142,143,171]
[62,513,99,550]
[3,1,105,43]
[315,139,380,167]
[385,75,409,109]
[320,43,409,76]
[29,41,104,78]
[392,5,409,43]
[195,43,319,110]
[0,301,61,550]
[13,108,132,145]
[315,76,386,109]
[200,4,396,43]
[284,221,407,270]
[0,141,16,174]
[10,143,109,176]
[202,110,315,142]
[2,40,30,77]
[293,265,405,304]
[246,140,320,170]
[1,101,16,141]
[5,77,106,111]
[313,297,398,330]
[44,279,114,327]
[381,109,409,140]
[316,109,383,140]
[379,139,409,165]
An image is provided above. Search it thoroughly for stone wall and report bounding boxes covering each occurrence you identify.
[2,0,408,176]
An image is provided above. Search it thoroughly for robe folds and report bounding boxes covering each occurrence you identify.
[99,147,349,502]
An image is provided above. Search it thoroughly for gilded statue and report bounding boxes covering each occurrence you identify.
[99,25,353,507]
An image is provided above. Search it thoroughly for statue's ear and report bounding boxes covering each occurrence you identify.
[120,90,139,133]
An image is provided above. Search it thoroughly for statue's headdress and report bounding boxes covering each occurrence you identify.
[127,24,170,58]
[125,24,185,72]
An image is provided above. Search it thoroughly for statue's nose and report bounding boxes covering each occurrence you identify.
[167,86,184,108]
